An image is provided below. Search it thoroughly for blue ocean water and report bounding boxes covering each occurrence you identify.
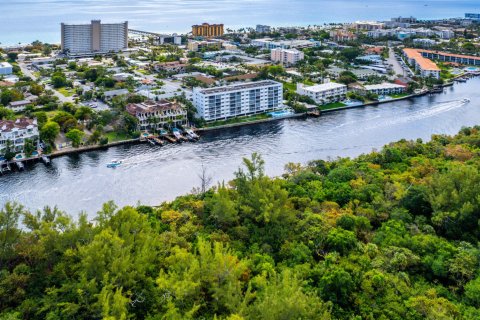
[0,0,478,45]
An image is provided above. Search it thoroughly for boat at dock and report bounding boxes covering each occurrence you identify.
[161,135,175,143]
[0,162,11,174]
[185,128,200,140]
[153,137,165,146]
[41,155,51,165]
[106,160,122,168]
[15,161,25,171]
[307,110,321,117]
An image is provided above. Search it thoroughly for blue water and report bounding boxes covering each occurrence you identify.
[1,0,478,45]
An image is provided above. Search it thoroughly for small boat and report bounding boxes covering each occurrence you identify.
[41,155,51,165]
[15,162,25,171]
[147,138,156,146]
[107,160,122,168]
[462,98,470,103]
[173,131,185,142]
[185,129,199,140]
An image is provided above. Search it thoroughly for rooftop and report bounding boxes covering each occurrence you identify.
[0,62,12,68]
[300,82,347,93]
[417,49,480,61]
[126,100,185,116]
[403,48,440,71]
[0,118,37,133]
[195,80,281,95]
[364,83,406,90]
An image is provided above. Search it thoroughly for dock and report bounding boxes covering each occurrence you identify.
[163,135,177,143]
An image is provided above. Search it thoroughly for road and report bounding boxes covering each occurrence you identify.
[387,47,415,78]
[19,61,74,104]
[387,48,407,78]
[132,69,190,100]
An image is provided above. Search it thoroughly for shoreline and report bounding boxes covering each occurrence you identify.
[2,85,450,164]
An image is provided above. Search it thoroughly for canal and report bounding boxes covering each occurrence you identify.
[1,79,480,217]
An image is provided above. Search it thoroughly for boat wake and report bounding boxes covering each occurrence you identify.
[328,99,469,135]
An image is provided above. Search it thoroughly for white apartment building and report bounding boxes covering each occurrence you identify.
[0,118,39,154]
[0,62,13,75]
[271,48,305,65]
[296,82,347,104]
[362,83,406,95]
[354,21,385,31]
[61,20,128,56]
[193,80,283,121]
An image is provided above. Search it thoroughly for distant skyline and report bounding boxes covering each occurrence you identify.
[1,0,479,45]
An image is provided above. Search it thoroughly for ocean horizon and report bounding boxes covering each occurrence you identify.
[0,0,478,45]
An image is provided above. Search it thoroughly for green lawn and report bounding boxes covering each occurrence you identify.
[137,69,151,75]
[390,93,410,99]
[105,132,133,143]
[57,87,75,97]
[205,113,271,128]
[320,102,347,110]
[282,81,296,92]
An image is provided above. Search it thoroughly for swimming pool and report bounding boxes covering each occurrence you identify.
[465,67,479,72]
[268,110,294,118]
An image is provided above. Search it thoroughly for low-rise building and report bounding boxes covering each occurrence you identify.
[413,38,438,47]
[361,83,406,95]
[153,61,188,73]
[329,30,358,42]
[0,118,39,154]
[126,99,187,131]
[0,62,13,75]
[193,80,283,121]
[296,82,347,104]
[8,100,33,112]
[270,48,304,65]
[251,38,320,49]
[403,48,441,79]
[354,21,385,31]
[327,66,381,80]
[256,25,272,33]
[187,40,222,52]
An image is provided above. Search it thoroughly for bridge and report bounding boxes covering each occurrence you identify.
[128,29,183,45]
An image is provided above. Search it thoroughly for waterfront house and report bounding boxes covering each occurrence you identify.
[126,99,187,131]
[358,83,407,96]
[296,82,347,105]
[0,118,39,154]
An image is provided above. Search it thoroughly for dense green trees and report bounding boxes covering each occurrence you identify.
[3,127,480,319]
